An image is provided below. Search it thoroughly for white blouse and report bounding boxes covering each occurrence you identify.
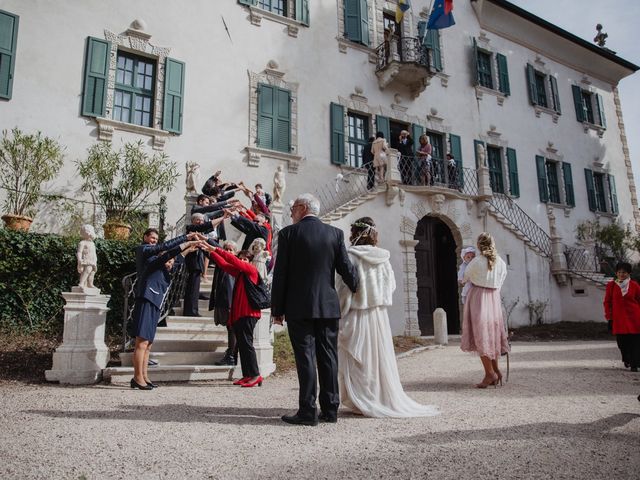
[463,254,507,289]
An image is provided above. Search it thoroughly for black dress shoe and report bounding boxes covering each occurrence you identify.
[281,414,318,426]
[130,378,153,390]
[145,380,159,388]
[318,412,337,423]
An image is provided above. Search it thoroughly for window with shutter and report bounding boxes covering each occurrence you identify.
[536,156,549,203]
[347,111,368,167]
[549,76,561,114]
[0,9,19,100]
[330,103,346,165]
[449,134,463,188]
[562,162,575,207]
[344,0,369,45]
[572,85,585,122]
[546,160,560,203]
[257,84,291,153]
[486,146,504,193]
[163,58,185,134]
[608,174,618,214]
[81,37,111,118]
[114,52,156,128]
[506,148,519,197]
[476,51,493,89]
[496,53,510,96]
[584,169,597,211]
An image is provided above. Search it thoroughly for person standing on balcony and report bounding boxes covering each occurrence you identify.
[604,262,640,372]
[461,233,510,388]
[362,136,376,190]
[416,134,433,186]
[371,132,389,184]
[447,153,458,189]
[397,130,414,185]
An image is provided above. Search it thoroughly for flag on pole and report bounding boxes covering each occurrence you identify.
[396,0,411,23]
[427,0,455,30]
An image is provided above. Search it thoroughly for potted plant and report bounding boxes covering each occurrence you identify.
[76,141,178,240]
[0,128,65,231]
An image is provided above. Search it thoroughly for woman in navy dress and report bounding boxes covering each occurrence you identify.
[131,239,199,390]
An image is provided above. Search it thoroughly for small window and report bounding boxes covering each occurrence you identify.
[258,0,286,16]
[593,172,607,212]
[486,146,504,193]
[113,52,156,128]
[534,72,548,108]
[477,51,493,89]
[581,91,595,124]
[546,161,560,203]
[347,112,369,168]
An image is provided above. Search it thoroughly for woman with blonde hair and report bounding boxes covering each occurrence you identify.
[461,232,510,388]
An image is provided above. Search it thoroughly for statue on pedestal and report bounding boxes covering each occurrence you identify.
[77,225,97,290]
[273,165,286,204]
[185,161,201,194]
[476,143,486,167]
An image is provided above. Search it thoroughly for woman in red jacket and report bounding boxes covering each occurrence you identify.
[204,244,263,387]
[604,262,640,372]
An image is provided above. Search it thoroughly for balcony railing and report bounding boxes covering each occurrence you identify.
[564,245,613,285]
[395,154,478,197]
[376,37,430,71]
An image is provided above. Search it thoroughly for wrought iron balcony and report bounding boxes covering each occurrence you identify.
[375,37,434,98]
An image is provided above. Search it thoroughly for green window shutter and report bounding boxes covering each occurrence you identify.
[608,174,618,214]
[506,148,519,197]
[526,64,537,106]
[330,102,345,165]
[296,0,310,26]
[375,115,390,143]
[425,29,442,72]
[418,21,427,42]
[238,0,258,6]
[562,162,575,207]
[344,0,361,44]
[584,168,597,211]
[257,84,274,149]
[473,139,485,168]
[535,155,548,203]
[81,37,110,117]
[549,75,561,114]
[275,87,291,152]
[572,85,585,122]
[411,124,424,152]
[595,93,607,128]
[0,10,19,100]
[449,134,463,187]
[359,0,369,46]
[472,37,480,86]
[496,53,510,96]
[163,58,185,134]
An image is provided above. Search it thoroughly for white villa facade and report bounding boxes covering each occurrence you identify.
[1,0,638,335]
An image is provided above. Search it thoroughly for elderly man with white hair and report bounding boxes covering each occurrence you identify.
[272,193,359,426]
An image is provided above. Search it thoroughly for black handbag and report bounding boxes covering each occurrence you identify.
[243,273,271,310]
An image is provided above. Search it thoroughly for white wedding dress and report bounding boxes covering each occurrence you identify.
[336,245,439,418]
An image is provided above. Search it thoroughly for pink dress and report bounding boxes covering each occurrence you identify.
[460,255,510,360]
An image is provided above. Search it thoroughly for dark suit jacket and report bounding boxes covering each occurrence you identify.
[136,246,182,308]
[231,215,268,251]
[271,216,358,320]
[135,235,187,297]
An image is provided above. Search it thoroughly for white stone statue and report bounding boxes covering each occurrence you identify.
[249,238,271,282]
[186,161,200,194]
[273,165,286,204]
[476,143,487,167]
[431,193,446,213]
[77,224,98,289]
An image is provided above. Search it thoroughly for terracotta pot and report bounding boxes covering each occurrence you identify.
[103,221,132,240]
[2,214,34,232]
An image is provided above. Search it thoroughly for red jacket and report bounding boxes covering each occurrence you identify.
[209,248,261,326]
[603,279,640,334]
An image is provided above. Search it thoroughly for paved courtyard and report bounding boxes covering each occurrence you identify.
[1,340,639,479]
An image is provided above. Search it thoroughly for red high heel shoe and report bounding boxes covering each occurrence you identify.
[241,376,263,388]
[233,377,251,385]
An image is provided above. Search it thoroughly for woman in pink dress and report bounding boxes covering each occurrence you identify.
[461,233,510,388]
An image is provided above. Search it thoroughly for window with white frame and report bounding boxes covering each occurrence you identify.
[525,64,561,114]
[536,156,575,207]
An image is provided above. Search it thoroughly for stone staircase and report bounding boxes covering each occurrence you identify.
[320,185,385,223]
[486,204,549,258]
[104,271,276,384]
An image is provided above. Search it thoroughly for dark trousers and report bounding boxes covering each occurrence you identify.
[616,334,640,368]
[287,318,339,420]
[183,270,201,316]
[233,316,259,377]
[226,325,238,358]
[364,162,375,190]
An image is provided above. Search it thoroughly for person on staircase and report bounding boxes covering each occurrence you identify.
[210,240,239,366]
[202,243,264,387]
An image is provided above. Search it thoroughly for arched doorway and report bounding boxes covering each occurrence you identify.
[414,216,460,335]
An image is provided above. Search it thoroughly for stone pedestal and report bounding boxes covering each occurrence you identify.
[270,202,284,231]
[45,288,110,385]
[433,308,448,345]
[233,310,276,379]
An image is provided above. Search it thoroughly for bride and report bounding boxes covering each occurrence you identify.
[336,217,439,418]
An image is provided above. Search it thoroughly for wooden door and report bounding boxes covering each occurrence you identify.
[415,219,437,335]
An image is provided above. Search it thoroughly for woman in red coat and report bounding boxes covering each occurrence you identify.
[603,262,640,371]
[204,244,264,387]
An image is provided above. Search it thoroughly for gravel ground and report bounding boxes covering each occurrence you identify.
[1,340,639,480]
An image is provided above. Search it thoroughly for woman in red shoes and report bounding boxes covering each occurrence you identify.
[203,244,263,387]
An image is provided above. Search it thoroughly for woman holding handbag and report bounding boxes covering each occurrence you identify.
[202,244,263,387]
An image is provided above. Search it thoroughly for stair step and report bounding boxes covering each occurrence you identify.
[119,351,224,366]
[165,316,219,328]
[104,365,234,384]
[150,339,227,352]
[155,327,227,341]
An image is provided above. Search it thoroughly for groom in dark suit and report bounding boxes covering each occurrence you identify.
[272,193,358,426]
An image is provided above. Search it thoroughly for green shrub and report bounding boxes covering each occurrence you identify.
[0,229,135,336]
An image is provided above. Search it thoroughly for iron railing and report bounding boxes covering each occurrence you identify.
[376,37,430,71]
[314,169,370,218]
[564,245,613,285]
[121,261,189,351]
[488,193,552,258]
[395,154,479,196]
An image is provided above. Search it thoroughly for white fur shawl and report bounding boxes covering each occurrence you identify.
[463,254,507,289]
[337,245,396,315]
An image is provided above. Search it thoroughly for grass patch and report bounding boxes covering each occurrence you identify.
[510,321,611,342]
[393,336,433,353]
[273,329,296,374]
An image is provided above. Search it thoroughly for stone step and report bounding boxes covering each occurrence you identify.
[155,326,227,341]
[171,302,213,316]
[165,316,220,329]
[119,350,225,366]
[150,339,227,352]
[103,364,235,384]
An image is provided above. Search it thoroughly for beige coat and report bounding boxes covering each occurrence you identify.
[371,137,389,168]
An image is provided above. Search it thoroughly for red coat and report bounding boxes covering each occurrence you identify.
[603,279,640,334]
[209,248,261,326]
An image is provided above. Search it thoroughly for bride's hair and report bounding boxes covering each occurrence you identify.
[350,217,378,246]
[476,232,497,271]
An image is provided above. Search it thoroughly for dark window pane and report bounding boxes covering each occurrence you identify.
[546,161,560,203]
[535,72,548,108]
[477,51,493,89]
[347,112,369,168]
[582,91,595,124]
[487,146,504,193]
[594,173,607,212]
